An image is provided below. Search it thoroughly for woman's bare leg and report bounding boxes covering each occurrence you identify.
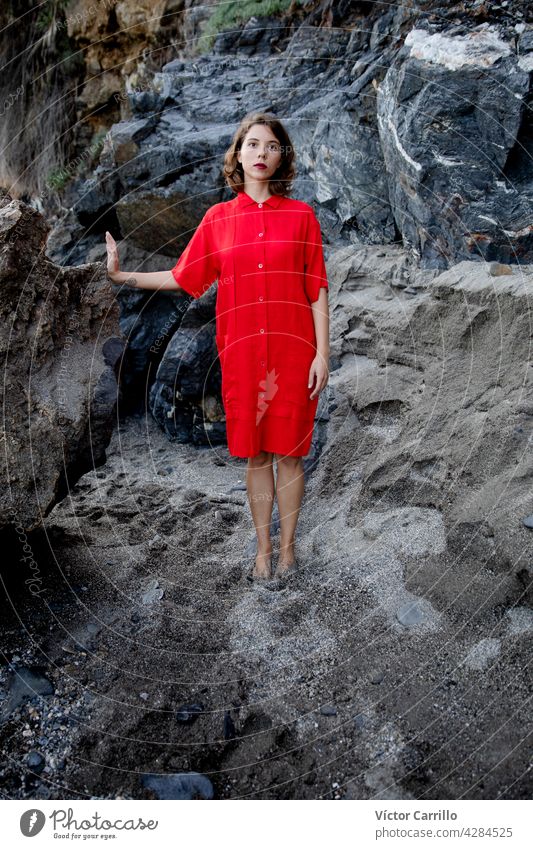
[246,450,275,577]
[274,454,305,571]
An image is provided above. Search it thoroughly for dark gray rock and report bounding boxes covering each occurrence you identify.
[377,25,533,269]
[223,710,236,740]
[176,703,204,724]
[26,751,45,774]
[1,667,54,723]
[141,771,214,800]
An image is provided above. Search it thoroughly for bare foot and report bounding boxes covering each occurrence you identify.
[276,540,295,573]
[253,544,272,579]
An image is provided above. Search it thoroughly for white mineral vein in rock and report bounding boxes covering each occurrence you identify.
[405,26,512,71]
[380,113,422,172]
[433,153,462,166]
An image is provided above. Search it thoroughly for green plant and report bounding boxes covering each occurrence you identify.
[35,0,70,33]
[44,129,108,192]
[199,0,304,53]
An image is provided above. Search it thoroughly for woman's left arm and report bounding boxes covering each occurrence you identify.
[309,288,330,400]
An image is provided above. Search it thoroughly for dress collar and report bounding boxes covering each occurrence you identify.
[236,190,284,209]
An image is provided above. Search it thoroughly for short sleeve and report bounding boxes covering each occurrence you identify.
[171,208,219,299]
[304,209,329,304]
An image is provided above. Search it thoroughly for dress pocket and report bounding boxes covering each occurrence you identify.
[283,351,315,408]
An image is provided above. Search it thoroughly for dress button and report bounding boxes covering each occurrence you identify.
[259,232,264,237]
[260,360,265,366]
[258,296,263,301]
[259,392,265,398]
[258,203,263,208]
[259,328,264,333]
[258,263,263,268]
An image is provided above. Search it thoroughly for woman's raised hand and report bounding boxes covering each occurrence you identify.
[105,231,120,280]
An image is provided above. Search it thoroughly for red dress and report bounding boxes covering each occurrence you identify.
[171,190,329,457]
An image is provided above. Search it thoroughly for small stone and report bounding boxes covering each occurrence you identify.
[176,703,204,723]
[370,671,385,684]
[141,771,214,800]
[141,580,164,604]
[403,286,418,295]
[320,704,337,716]
[488,262,513,277]
[397,600,428,626]
[139,692,149,701]
[26,751,45,773]
[148,534,167,552]
[522,515,533,529]
[353,713,368,729]
[223,711,236,740]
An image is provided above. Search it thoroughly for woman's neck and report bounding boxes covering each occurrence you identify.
[242,182,272,203]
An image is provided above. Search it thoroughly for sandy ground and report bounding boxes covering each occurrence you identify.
[1,401,531,800]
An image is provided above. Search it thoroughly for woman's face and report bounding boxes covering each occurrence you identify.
[237,124,283,188]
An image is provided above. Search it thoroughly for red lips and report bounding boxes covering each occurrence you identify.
[254,164,267,169]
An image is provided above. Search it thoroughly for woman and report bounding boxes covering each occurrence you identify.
[106,112,330,581]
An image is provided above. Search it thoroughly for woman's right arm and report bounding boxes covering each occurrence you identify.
[105,231,184,292]
[108,268,178,290]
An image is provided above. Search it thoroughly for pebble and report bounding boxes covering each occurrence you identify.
[175,703,204,723]
[370,671,385,684]
[223,711,236,740]
[141,771,214,800]
[320,705,338,716]
[522,515,533,529]
[396,600,428,626]
[141,580,164,604]
[488,262,513,276]
[26,751,45,773]
[148,534,167,552]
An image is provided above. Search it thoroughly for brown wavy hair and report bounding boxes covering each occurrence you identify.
[223,112,296,197]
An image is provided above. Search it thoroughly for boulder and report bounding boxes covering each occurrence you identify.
[0,193,124,532]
